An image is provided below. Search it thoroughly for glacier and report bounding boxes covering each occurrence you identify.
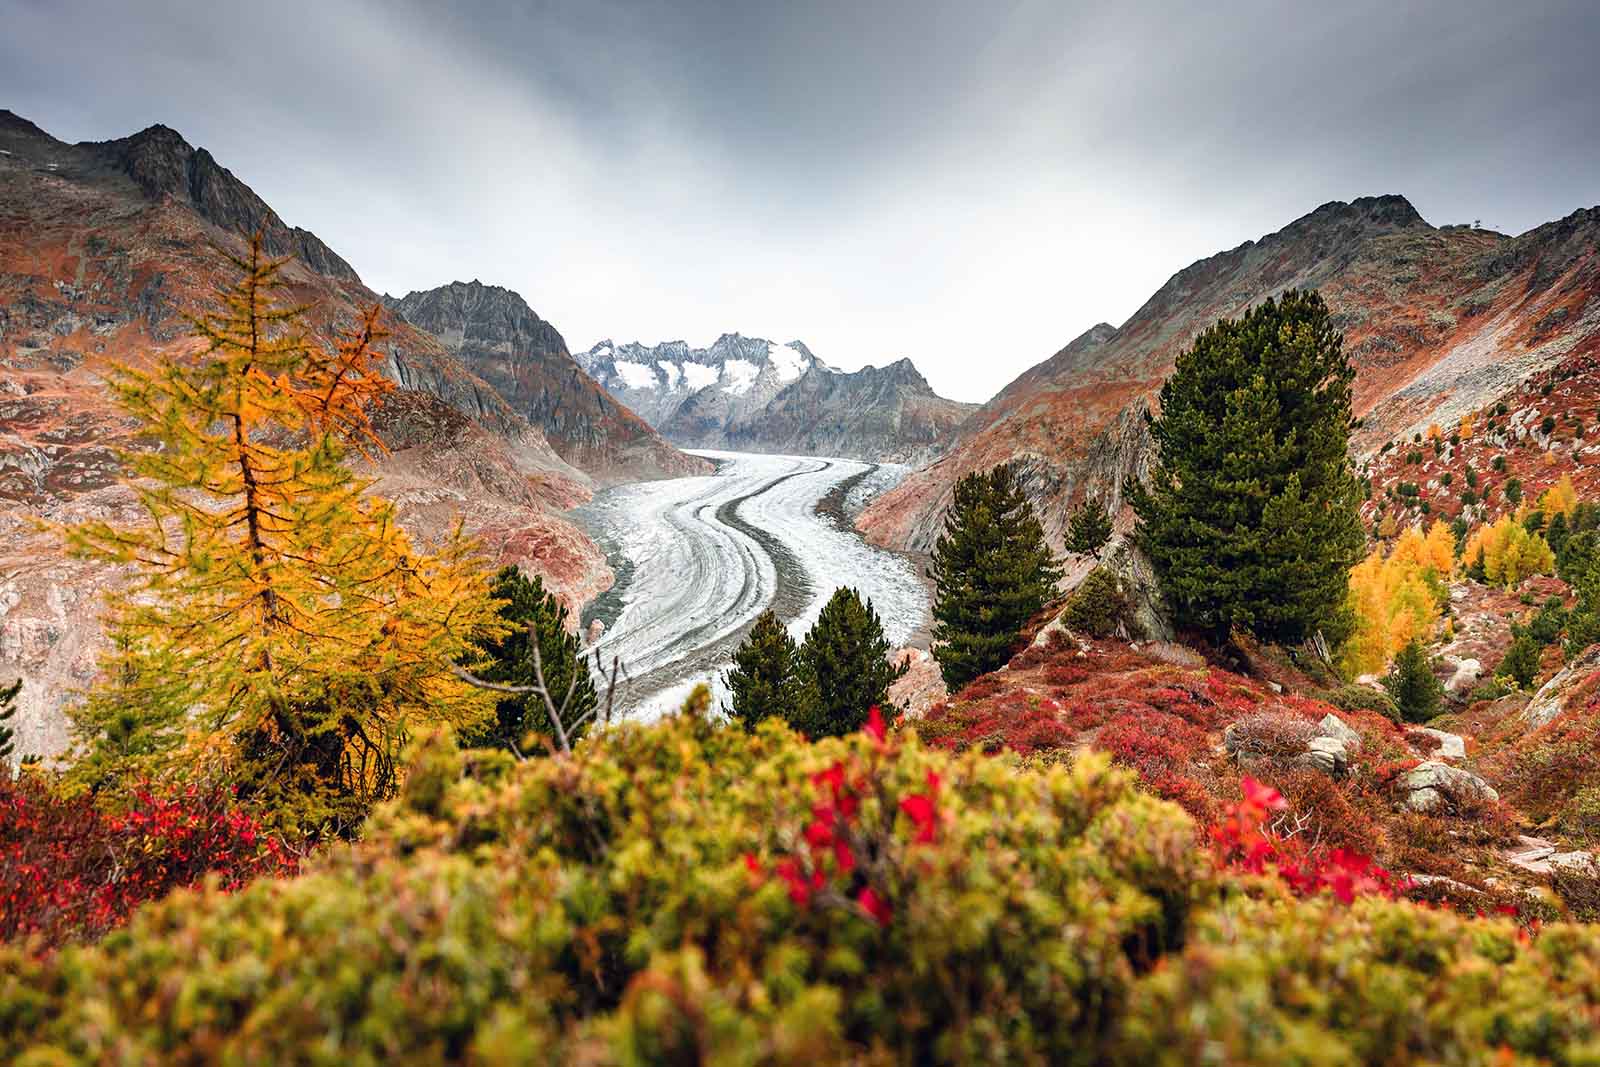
[571,450,930,719]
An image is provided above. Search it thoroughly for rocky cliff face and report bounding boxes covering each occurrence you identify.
[859,195,1600,555]
[386,282,707,483]
[0,111,611,763]
[577,334,975,463]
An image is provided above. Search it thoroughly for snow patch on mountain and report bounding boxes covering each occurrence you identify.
[613,359,658,390]
[657,360,682,389]
[768,342,808,384]
[682,361,719,389]
[721,358,759,395]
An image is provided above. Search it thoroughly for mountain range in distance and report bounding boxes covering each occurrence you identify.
[577,334,977,465]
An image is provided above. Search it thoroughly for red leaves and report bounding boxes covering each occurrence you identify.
[857,886,892,926]
[1210,777,1407,904]
[0,776,297,949]
[1241,776,1290,814]
[746,718,943,930]
[898,792,938,844]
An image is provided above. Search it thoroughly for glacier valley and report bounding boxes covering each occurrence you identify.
[572,451,932,718]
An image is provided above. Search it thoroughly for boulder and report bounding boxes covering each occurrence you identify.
[1524,644,1600,729]
[1303,735,1350,777]
[1409,727,1466,761]
[1224,713,1350,778]
[1317,713,1363,749]
[1399,760,1499,814]
[1443,658,1482,696]
[1549,851,1600,877]
[1504,835,1557,873]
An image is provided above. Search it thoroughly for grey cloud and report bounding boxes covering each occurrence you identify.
[2,0,1597,402]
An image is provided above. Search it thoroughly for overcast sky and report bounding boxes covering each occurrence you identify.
[4,0,1598,401]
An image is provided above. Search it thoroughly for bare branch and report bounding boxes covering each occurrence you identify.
[449,664,541,695]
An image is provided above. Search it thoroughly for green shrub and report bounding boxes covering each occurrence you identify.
[0,709,1199,1065]
[1466,676,1515,703]
[1499,632,1544,690]
[1060,566,1142,639]
[10,707,1600,1064]
[1324,684,1400,721]
[1384,638,1444,723]
[1118,894,1600,1065]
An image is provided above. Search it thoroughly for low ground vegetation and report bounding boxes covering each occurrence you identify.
[7,706,1600,1065]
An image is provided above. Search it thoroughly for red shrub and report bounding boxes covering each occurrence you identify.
[0,775,299,948]
[1042,663,1089,688]
[956,675,1006,701]
[1150,773,1218,824]
[916,696,1077,757]
[1260,769,1383,856]
[1210,778,1406,903]
[1407,730,1444,756]
[1093,711,1210,781]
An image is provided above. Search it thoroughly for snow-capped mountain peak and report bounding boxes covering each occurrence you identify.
[573,332,976,464]
[576,333,824,414]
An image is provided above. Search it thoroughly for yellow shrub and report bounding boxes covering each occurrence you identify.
[1463,514,1555,588]
[1539,474,1578,518]
[1389,520,1455,574]
[1458,413,1474,439]
[1340,525,1450,677]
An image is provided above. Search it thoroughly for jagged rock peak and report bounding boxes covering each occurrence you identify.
[388,281,570,355]
[0,109,52,139]
[71,118,361,283]
[1295,194,1428,230]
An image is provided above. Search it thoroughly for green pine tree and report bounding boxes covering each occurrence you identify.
[0,678,19,766]
[929,465,1062,691]
[461,566,597,754]
[1384,638,1444,723]
[1130,290,1365,646]
[1065,499,1114,558]
[794,587,907,738]
[725,611,806,731]
[1497,632,1543,691]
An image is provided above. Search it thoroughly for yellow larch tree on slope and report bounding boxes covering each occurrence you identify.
[66,235,499,835]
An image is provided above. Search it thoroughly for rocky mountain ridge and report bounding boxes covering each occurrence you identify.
[385,281,708,483]
[577,333,976,464]
[859,195,1600,556]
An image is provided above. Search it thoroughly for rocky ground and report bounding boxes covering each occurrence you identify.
[905,599,1600,920]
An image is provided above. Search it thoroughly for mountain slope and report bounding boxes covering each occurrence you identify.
[859,195,1600,553]
[577,333,976,463]
[0,111,610,761]
[386,282,707,482]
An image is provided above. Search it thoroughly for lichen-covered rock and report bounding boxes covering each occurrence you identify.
[1317,713,1363,749]
[1523,643,1600,729]
[1303,735,1351,777]
[1399,760,1499,814]
[1443,658,1482,696]
[1409,727,1467,761]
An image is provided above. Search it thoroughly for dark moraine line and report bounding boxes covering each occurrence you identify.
[814,461,879,530]
[712,459,827,627]
[583,458,830,710]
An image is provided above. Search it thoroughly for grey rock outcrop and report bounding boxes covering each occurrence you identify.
[387,282,706,483]
[1523,643,1600,730]
[1410,727,1467,761]
[1399,761,1499,814]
